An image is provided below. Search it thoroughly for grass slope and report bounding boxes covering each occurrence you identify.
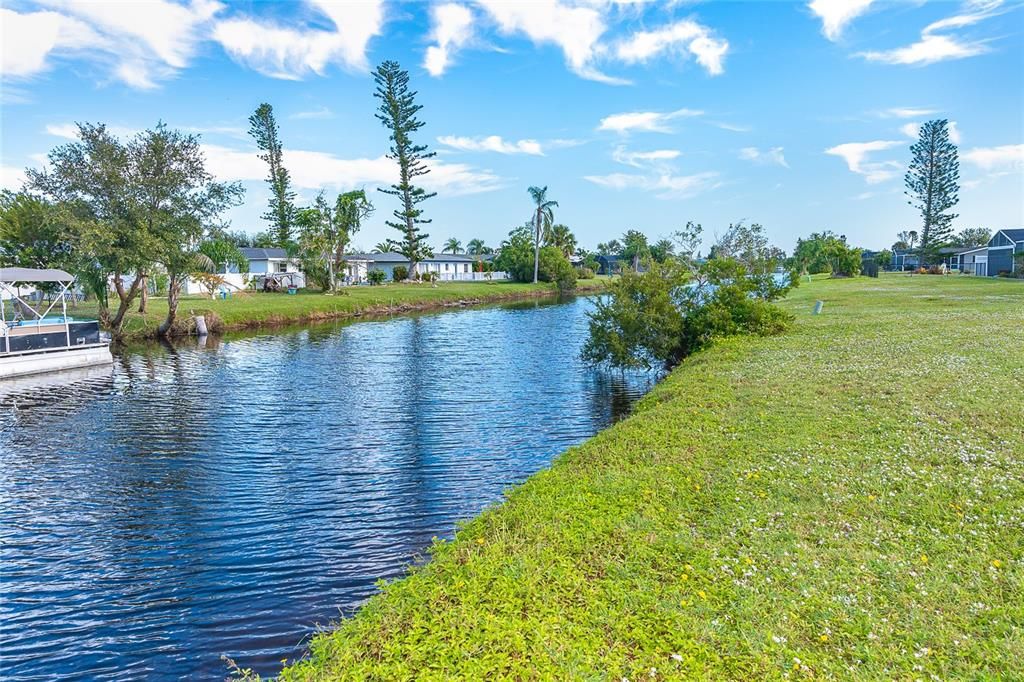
[277,274,1022,681]
[68,279,606,340]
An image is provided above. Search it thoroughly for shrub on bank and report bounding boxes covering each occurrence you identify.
[582,258,794,370]
[391,266,407,282]
[576,266,595,279]
[366,270,386,285]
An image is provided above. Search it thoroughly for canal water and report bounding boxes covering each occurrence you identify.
[0,296,654,681]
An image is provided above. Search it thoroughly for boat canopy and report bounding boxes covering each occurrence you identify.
[0,267,75,283]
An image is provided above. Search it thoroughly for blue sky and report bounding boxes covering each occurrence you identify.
[2,0,1022,254]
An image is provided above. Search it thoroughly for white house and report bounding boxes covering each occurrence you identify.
[216,247,305,290]
[343,253,504,282]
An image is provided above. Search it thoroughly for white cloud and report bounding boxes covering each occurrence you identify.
[201,144,503,196]
[860,34,988,66]
[597,108,703,134]
[424,3,474,77]
[213,0,384,79]
[858,0,1001,66]
[44,123,80,140]
[437,135,544,155]
[611,146,681,168]
[290,106,335,120]
[2,1,223,88]
[615,19,728,75]
[583,171,721,199]
[879,107,938,118]
[474,0,624,84]
[825,140,903,183]
[1,165,27,191]
[712,121,751,132]
[739,146,789,168]
[961,144,1024,171]
[808,0,874,41]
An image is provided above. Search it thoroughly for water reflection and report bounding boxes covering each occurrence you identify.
[0,296,654,681]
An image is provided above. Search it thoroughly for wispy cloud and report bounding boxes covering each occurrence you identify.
[711,121,751,133]
[614,19,728,76]
[825,140,903,183]
[1,0,222,88]
[739,146,789,168]
[201,143,503,196]
[961,144,1024,172]
[611,146,681,168]
[808,0,875,41]
[597,108,703,134]
[475,0,625,84]
[290,106,335,120]
[878,107,938,119]
[437,134,544,155]
[424,3,474,77]
[212,0,385,79]
[583,171,721,199]
[858,0,1003,66]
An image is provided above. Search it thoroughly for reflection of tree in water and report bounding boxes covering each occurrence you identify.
[586,370,656,424]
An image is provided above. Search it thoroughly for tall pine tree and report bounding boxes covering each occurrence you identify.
[248,103,295,247]
[905,119,959,265]
[372,60,435,279]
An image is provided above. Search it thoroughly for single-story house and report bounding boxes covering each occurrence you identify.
[950,229,1024,277]
[892,230,1024,277]
[217,247,305,290]
[231,247,302,276]
[343,253,507,282]
[979,229,1024,277]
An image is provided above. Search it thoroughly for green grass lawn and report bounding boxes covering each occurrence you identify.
[272,273,1023,681]
[67,278,609,340]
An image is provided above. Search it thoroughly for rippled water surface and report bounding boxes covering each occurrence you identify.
[0,296,653,681]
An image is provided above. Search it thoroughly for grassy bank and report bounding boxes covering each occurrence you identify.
[69,278,608,341]
[276,274,1023,680]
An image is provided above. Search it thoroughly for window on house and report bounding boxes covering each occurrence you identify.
[445,263,450,271]
[464,264,469,273]
[277,262,287,273]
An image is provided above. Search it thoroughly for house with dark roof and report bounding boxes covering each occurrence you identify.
[980,229,1024,277]
[233,247,303,277]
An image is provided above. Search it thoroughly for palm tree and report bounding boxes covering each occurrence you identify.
[528,186,558,283]
[443,237,462,254]
[373,240,396,253]
[466,238,489,255]
[544,223,577,258]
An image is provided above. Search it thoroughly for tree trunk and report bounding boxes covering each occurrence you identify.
[533,211,540,284]
[137,273,148,312]
[108,273,142,335]
[327,252,335,293]
[158,272,181,337]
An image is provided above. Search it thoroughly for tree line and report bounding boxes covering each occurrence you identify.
[0,60,453,336]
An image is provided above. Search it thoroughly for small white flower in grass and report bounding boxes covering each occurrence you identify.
[670,653,683,662]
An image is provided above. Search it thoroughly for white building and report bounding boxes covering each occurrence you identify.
[344,253,504,283]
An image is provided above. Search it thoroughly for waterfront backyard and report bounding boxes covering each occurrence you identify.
[276,274,1023,680]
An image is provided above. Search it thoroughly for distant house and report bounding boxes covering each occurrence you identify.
[980,229,1024,277]
[891,230,1024,277]
[233,247,302,277]
[891,249,920,271]
[343,253,506,283]
[594,255,622,275]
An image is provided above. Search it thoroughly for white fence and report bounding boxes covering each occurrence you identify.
[434,271,509,282]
